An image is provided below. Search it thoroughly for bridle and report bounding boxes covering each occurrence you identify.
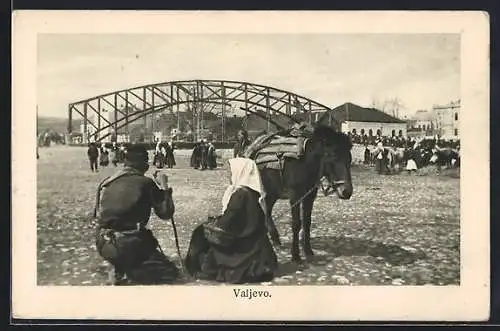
[318,148,350,197]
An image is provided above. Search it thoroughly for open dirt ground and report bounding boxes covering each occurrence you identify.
[37,146,460,286]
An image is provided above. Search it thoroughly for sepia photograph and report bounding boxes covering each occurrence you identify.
[13,11,489,321]
[36,33,462,287]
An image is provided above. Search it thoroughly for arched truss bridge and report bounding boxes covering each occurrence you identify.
[68,79,340,142]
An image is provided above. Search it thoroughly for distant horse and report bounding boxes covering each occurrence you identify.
[430,148,460,169]
[387,147,408,173]
[247,125,354,263]
[415,147,434,168]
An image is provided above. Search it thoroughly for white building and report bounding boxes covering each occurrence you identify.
[407,109,435,138]
[316,102,407,137]
[432,100,460,139]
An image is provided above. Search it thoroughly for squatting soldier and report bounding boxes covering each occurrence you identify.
[94,144,179,285]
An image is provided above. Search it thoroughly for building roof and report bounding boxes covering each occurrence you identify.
[432,99,461,110]
[324,102,407,124]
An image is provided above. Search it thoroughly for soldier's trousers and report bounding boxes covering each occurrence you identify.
[96,228,179,285]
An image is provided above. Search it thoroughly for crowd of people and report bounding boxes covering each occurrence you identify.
[362,135,461,175]
[86,140,178,173]
[86,142,130,173]
[348,132,460,150]
[190,139,218,170]
[153,140,176,169]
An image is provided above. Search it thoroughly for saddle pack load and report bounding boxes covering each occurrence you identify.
[243,122,313,170]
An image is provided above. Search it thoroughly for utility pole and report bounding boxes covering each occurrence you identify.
[36,105,39,145]
[221,84,226,142]
[345,102,350,133]
[176,87,180,141]
[199,83,204,141]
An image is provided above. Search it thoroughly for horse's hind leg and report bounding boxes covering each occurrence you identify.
[289,194,302,263]
[265,196,281,247]
[301,190,317,262]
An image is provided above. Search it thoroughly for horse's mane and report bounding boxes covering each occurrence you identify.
[312,125,353,151]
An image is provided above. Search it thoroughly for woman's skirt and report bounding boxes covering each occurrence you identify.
[184,222,277,284]
[406,159,418,171]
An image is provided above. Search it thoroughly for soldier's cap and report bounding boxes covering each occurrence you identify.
[125,144,149,162]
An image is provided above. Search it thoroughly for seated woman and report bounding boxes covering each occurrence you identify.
[184,158,278,284]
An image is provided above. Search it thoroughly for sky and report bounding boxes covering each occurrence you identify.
[37,33,460,118]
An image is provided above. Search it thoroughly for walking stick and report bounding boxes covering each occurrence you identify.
[152,170,191,280]
[170,215,187,275]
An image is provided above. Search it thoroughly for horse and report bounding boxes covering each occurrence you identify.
[430,147,460,169]
[386,147,408,173]
[248,125,353,263]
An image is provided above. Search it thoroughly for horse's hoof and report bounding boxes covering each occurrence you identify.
[291,254,302,264]
[304,249,314,260]
[296,260,309,270]
[305,254,314,264]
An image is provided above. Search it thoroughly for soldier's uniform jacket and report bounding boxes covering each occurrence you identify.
[94,165,179,285]
[95,167,173,231]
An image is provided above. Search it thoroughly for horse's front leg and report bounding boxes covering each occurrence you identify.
[301,189,318,262]
[265,196,281,247]
[290,194,302,263]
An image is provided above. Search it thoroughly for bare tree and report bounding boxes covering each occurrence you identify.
[371,96,406,118]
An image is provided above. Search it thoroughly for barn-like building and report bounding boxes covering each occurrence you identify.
[315,102,408,138]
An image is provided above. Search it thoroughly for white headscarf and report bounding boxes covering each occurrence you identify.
[221,158,267,215]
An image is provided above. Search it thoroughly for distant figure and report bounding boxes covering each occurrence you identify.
[119,144,127,163]
[207,142,217,170]
[87,142,100,172]
[110,143,119,167]
[233,130,250,158]
[165,141,176,168]
[405,149,418,175]
[363,144,371,165]
[155,143,167,169]
[110,142,118,166]
[199,139,209,170]
[99,146,109,167]
[190,142,201,169]
[373,142,385,174]
[153,140,163,168]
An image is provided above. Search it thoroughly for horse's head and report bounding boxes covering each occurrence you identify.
[310,125,353,200]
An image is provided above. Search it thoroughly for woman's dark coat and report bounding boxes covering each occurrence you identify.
[184,187,278,284]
